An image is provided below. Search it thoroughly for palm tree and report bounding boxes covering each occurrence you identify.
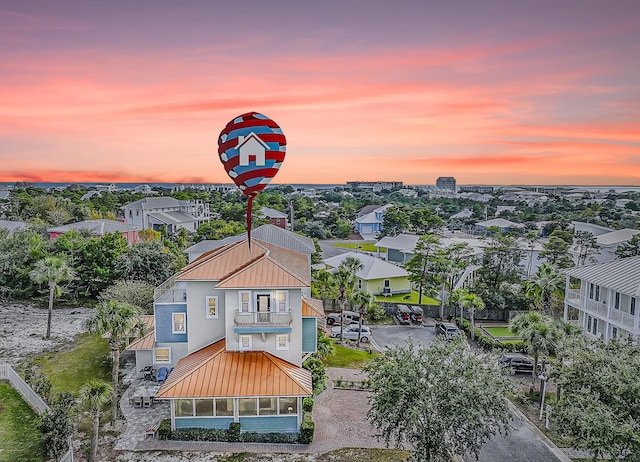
[79,379,112,462]
[86,300,145,423]
[315,330,336,361]
[510,312,559,385]
[352,291,376,347]
[449,288,468,322]
[525,263,564,317]
[29,255,75,339]
[334,257,363,345]
[461,292,485,340]
[312,269,336,309]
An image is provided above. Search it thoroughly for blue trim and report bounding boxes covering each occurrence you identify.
[175,417,234,430]
[301,318,317,353]
[155,303,188,343]
[239,415,299,433]
[234,327,292,334]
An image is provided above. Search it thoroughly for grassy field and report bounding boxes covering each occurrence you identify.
[0,382,44,462]
[482,326,515,338]
[332,243,383,252]
[34,332,111,396]
[326,343,379,368]
[375,291,438,305]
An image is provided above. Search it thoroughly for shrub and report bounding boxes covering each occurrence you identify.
[303,356,326,395]
[302,397,314,412]
[228,422,241,442]
[300,420,315,444]
[157,419,172,440]
[456,317,471,332]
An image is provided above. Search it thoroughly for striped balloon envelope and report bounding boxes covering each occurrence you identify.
[217,112,286,196]
[217,112,287,246]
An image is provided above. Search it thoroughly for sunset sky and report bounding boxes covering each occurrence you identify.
[1,0,640,186]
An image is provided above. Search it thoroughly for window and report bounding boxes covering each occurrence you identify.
[239,335,252,350]
[279,397,297,415]
[592,318,598,335]
[358,279,362,290]
[632,298,636,316]
[206,296,219,319]
[175,399,193,417]
[587,316,592,332]
[276,334,289,350]
[239,291,251,312]
[612,326,618,338]
[614,292,620,310]
[276,291,288,312]
[195,399,213,416]
[259,397,278,415]
[215,398,234,416]
[589,283,594,299]
[384,279,390,288]
[154,347,171,364]
[239,398,257,416]
[172,313,186,333]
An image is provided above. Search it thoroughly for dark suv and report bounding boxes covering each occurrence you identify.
[499,353,535,373]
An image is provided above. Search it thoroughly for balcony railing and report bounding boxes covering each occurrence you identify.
[566,292,636,329]
[154,274,187,303]
[234,310,292,327]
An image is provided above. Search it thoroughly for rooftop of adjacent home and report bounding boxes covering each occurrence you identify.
[564,255,640,296]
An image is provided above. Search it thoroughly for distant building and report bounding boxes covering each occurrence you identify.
[260,207,288,229]
[346,181,403,192]
[121,197,210,234]
[436,177,456,191]
[48,219,139,244]
[355,204,393,238]
[459,185,494,194]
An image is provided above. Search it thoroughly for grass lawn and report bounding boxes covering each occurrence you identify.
[332,243,383,252]
[34,332,111,396]
[326,343,379,368]
[482,326,516,338]
[0,382,44,462]
[499,339,524,345]
[375,291,438,305]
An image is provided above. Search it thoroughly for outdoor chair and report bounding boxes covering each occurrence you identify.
[133,396,143,408]
[156,367,169,384]
[142,396,152,408]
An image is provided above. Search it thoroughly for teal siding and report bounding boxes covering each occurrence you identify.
[239,416,299,433]
[302,318,317,353]
[175,417,234,429]
[155,303,188,343]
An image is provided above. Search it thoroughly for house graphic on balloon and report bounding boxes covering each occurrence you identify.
[237,132,268,166]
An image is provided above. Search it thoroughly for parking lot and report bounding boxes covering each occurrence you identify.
[370,322,438,351]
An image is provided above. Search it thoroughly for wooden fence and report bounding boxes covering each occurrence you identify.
[0,363,74,462]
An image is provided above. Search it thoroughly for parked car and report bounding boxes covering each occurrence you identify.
[326,310,360,326]
[499,353,535,373]
[330,324,372,343]
[409,305,423,324]
[435,321,461,339]
[396,305,411,324]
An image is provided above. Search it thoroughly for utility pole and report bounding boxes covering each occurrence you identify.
[289,199,295,231]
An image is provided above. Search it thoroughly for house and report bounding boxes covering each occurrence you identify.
[564,256,640,342]
[322,251,410,296]
[237,132,269,166]
[449,209,473,220]
[374,233,421,264]
[587,229,640,264]
[474,218,524,234]
[184,224,315,264]
[127,238,322,433]
[260,207,288,229]
[81,191,102,201]
[133,184,158,195]
[355,204,393,238]
[121,197,210,233]
[47,219,140,244]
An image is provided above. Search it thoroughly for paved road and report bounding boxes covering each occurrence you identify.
[370,324,437,351]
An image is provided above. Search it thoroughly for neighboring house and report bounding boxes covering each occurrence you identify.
[449,209,473,220]
[0,219,27,233]
[121,197,210,233]
[0,189,11,200]
[47,219,140,244]
[355,204,393,238]
[184,224,315,264]
[133,184,158,195]
[81,191,102,201]
[94,183,118,193]
[127,238,322,433]
[495,206,517,216]
[580,229,640,264]
[322,251,410,296]
[564,256,640,342]
[260,207,288,229]
[474,218,524,234]
[572,221,614,237]
[374,233,420,264]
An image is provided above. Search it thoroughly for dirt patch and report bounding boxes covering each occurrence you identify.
[0,302,94,367]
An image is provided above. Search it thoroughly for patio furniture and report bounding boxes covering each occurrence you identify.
[156,367,169,384]
[141,365,155,381]
[144,424,160,439]
[133,396,143,408]
[142,396,152,408]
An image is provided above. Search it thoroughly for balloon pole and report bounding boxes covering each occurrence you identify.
[246,192,258,251]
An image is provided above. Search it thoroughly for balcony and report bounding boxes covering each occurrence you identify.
[154,274,187,303]
[566,292,637,330]
[234,310,292,327]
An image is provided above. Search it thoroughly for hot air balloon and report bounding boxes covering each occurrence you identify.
[218,112,286,246]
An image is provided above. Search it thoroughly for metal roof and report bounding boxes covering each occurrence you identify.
[302,298,325,317]
[121,197,182,210]
[0,219,27,232]
[595,229,640,247]
[147,211,197,225]
[155,339,312,399]
[374,233,420,251]
[564,256,640,297]
[178,239,311,287]
[261,207,288,219]
[48,219,138,234]
[323,251,408,280]
[474,218,524,228]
